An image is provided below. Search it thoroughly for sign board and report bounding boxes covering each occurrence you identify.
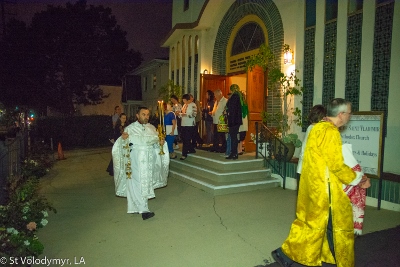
[340,111,384,179]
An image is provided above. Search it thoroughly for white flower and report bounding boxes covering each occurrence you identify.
[22,206,30,213]
[6,228,19,235]
[41,210,48,217]
[40,219,48,226]
[24,240,30,246]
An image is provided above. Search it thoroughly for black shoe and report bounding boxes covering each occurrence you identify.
[180,156,187,160]
[142,212,155,220]
[225,154,238,160]
[271,249,293,267]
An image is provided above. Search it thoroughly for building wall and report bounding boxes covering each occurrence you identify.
[76,85,123,116]
[125,59,170,118]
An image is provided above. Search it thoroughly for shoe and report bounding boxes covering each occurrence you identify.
[271,249,293,267]
[170,155,177,159]
[225,154,238,160]
[180,156,187,160]
[238,152,244,155]
[142,212,155,220]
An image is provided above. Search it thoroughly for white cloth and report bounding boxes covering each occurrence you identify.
[212,97,227,124]
[342,143,363,187]
[239,115,248,132]
[180,102,197,126]
[112,121,169,213]
[296,125,313,174]
[166,125,178,135]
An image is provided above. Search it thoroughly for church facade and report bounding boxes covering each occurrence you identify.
[162,0,400,177]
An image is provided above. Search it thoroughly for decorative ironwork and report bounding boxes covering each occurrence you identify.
[255,122,289,189]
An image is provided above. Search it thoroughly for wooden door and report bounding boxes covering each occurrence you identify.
[200,74,228,105]
[246,66,265,152]
[199,74,228,140]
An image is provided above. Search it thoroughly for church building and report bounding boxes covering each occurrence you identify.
[162,0,399,185]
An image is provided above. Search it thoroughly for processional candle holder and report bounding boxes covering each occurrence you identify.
[157,101,166,155]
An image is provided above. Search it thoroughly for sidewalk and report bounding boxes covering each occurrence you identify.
[37,147,400,267]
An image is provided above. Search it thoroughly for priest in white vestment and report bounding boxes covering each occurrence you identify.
[112,107,169,220]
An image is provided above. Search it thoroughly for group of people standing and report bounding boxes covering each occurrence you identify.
[208,84,248,160]
[163,84,249,161]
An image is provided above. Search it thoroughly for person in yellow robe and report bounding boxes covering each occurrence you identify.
[272,98,358,267]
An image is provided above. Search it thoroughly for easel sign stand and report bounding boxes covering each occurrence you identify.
[340,111,385,210]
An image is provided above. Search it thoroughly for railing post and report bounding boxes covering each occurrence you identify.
[255,122,259,159]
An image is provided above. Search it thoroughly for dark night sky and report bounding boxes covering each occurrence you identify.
[12,0,173,62]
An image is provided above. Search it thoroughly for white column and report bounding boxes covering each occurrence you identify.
[313,0,325,105]
[335,0,348,98]
[190,35,196,98]
[184,36,189,93]
[174,44,178,85]
[359,0,375,111]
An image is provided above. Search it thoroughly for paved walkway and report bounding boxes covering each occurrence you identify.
[37,147,400,267]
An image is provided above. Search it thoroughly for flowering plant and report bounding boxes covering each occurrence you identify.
[21,159,50,178]
[0,226,44,257]
[0,140,56,258]
[0,178,55,258]
[21,141,53,179]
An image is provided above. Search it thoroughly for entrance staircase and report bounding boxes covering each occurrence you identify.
[169,148,280,195]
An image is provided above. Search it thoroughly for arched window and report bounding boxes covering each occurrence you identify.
[226,16,267,74]
[231,22,264,56]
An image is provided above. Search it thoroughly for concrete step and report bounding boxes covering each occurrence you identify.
[169,148,280,195]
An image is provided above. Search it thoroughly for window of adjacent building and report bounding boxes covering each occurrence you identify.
[349,0,363,14]
[231,22,264,56]
[153,74,157,89]
[326,0,338,22]
[305,0,316,28]
[184,0,189,11]
[143,76,148,92]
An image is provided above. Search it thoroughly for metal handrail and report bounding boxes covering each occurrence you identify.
[255,122,289,189]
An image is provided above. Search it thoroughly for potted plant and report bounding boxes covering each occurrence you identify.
[158,79,183,103]
[246,44,303,160]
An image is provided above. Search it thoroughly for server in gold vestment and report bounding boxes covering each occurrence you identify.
[272,98,358,267]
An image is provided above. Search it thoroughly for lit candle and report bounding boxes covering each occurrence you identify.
[158,101,161,126]
[161,100,165,131]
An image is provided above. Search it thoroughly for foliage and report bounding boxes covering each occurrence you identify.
[245,44,303,147]
[282,133,302,148]
[0,0,143,114]
[158,80,183,103]
[1,142,56,258]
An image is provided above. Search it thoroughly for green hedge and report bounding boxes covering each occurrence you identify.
[32,115,113,149]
